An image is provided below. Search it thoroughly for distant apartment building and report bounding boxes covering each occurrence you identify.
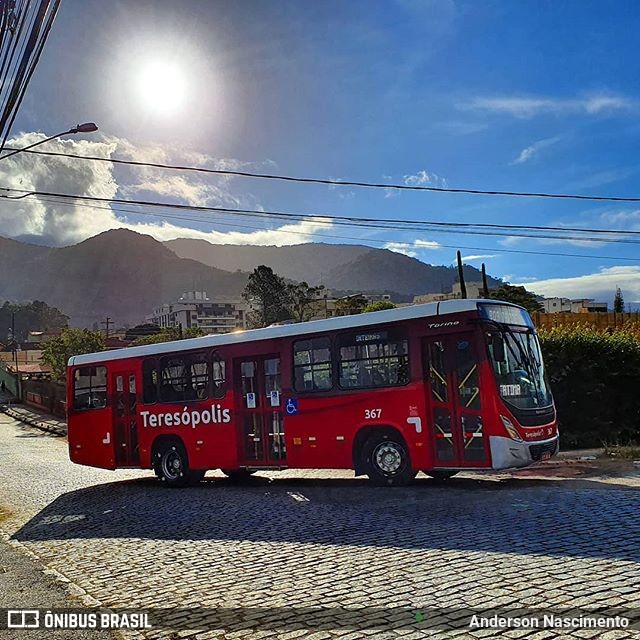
[307,291,393,319]
[542,297,608,314]
[413,281,485,305]
[146,291,248,334]
[542,297,572,314]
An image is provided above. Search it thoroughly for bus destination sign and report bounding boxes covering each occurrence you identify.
[479,303,532,327]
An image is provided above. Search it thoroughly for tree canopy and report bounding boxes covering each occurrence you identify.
[129,326,204,346]
[487,284,544,314]
[242,266,293,328]
[1,300,68,343]
[335,294,368,316]
[42,328,105,380]
[363,300,396,313]
[614,287,625,313]
[287,282,325,323]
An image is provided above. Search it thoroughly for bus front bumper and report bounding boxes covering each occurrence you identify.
[490,434,559,470]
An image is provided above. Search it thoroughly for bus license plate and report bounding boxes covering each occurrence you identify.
[541,451,551,461]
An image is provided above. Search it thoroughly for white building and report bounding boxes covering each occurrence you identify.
[146,291,248,334]
[542,297,608,314]
[542,297,572,313]
[413,281,485,305]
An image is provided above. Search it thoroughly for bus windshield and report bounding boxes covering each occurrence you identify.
[486,327,553,410]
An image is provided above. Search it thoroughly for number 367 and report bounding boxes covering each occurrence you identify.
[365,409,382,419]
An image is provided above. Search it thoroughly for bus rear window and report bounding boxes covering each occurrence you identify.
[73,366,107,411]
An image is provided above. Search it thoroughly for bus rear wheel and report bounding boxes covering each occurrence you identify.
[154,442,190,488]
[362,432,415,487]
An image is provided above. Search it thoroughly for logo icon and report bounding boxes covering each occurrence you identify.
[285,398,298,415]
[8,610,40,628]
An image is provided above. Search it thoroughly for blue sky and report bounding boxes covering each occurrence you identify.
[3,0,640,304]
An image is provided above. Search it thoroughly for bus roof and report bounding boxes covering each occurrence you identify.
[69,298,514,367]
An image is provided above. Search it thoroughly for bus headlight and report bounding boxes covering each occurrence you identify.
[500,415,523,442]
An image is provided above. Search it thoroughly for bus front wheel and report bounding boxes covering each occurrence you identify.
[154,442,191,488]
[362,432,415,487]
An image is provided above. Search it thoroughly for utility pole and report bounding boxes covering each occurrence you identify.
[481,263,489,298]
[101,316,113,340]
[10,311,16,367]
[456,251,467,299]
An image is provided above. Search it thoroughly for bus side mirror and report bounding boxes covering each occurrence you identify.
[492,335,505,362]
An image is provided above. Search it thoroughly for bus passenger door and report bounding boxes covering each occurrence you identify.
[111,371,140,466]
[423,334,488,468]
[235,356,286,466]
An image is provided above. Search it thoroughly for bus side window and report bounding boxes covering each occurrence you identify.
[159,353,210,403]
[142,359,158,404]
[212,353,226,399]
[73,366,107,411]
[338,331,409,389]
[293,337,332,392]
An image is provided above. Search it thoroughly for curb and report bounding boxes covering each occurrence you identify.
[3,406,67,437]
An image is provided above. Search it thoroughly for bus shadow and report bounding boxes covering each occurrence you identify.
[11,474,640,562]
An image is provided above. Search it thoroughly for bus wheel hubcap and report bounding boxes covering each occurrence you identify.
[374,443,403,474]
[163,452,182,478]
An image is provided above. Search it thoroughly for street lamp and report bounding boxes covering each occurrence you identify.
[0,122,98,161]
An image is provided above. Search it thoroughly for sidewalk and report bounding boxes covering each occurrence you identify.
[0,394,66,436]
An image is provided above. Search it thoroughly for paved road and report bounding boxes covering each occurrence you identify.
[0,534,118,640]
[1,411,640,639]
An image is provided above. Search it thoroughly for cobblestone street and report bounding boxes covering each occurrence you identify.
[1,411,640,639]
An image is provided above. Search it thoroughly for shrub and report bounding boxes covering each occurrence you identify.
[539,325,640,448]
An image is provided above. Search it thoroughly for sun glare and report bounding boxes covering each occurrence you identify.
[136,60,186,115]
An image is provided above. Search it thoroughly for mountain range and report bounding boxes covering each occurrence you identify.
[2,230,499,327]
[165,238,499,297]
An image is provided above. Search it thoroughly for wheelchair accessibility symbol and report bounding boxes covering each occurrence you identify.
[285,398,298,415]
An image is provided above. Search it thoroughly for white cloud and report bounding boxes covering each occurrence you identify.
[461,93,634,119]
[516,266,640,303]
[459,254,496,261]
[403,170,448,188]
[0,132,332,247]
[512,136,561,165]
[384,239,441,257]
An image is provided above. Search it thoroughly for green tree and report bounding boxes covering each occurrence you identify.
[614,287,625,313]
[0,300,69,342]
[287,282,324,322]
[125,323,162,341]
[335,294,368,316]
[243,265,292,328]
[363,300,396,313]
[42,328,105,380]
[130,326,205,346]
[487,284,544,314]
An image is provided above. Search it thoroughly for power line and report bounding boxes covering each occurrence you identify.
[2,189,639,262]
[2,186,640,246]
[6,146,640,203]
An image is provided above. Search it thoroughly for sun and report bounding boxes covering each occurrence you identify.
[136,60,186,115]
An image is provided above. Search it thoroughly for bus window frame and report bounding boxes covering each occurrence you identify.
[211,351,227,400]
[142,357,159,405]
[72,365,108,412]
[157,350,211,404]
[291,335,334,394]
[336,328,411,391]
[143,349,228,405]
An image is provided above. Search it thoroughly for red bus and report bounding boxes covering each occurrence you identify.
[67,299,558,487]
